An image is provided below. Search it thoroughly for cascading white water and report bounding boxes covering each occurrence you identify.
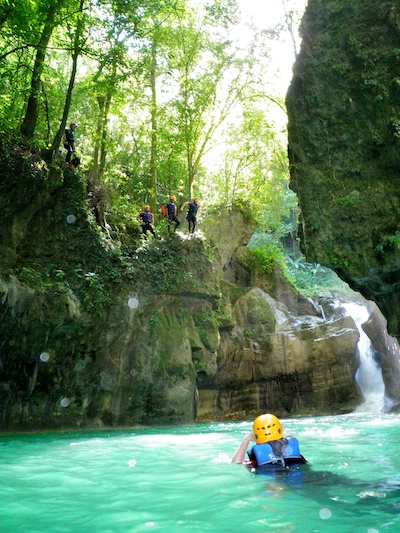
[342,302,385,412]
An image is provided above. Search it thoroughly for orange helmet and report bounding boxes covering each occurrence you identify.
[170,195,176,202]
[253,413,283,444]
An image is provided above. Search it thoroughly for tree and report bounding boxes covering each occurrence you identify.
[202,99,296,237]
[166,0,244,199]
[20,0,64,139]
[0,0,305,240]
[149,24,159,214]
[280,0,303,58]
[50,0,86,158]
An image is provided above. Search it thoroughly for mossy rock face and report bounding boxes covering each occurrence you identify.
[0,142,389,428]
[287,0,400,336]
[233,288,276,330]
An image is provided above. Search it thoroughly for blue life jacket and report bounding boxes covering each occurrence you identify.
[187,202,198,216]
[249,437,304,466]
[65,128,74,142]
[166,202,175,216]
[141,211,151,223]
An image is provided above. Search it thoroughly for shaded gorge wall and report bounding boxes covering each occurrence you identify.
[286,0,400,337]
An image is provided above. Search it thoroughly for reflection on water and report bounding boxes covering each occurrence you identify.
[0,413,400,532]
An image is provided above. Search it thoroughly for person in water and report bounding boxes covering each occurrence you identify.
[137,205,155,238]
[231,413,307,467]
[180,197,199,234]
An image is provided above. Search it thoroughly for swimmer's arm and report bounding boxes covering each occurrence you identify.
[231,432,254,464]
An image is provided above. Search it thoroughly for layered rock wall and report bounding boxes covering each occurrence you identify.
[196,287,362,420]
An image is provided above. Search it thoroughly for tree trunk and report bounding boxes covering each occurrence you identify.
[50,0,85,157]
[149,36,158,214]
[99,90,113,178]
[20,2,59,139]
[92,96,104,175]
[187,155,194,200]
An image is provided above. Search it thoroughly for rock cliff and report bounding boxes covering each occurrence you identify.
[0,144,390,429]
[286,0,400,337]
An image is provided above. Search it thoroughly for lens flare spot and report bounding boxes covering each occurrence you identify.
[319,508,332,520]
[67,214,76,224]
[40,352,50,362]
[60,397,70,407]
[128,297,139,309]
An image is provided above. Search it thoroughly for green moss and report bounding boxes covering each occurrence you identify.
[336,190,362,209]
[247,244,287,276]
[214,289,235,328]
[193,308,219,350]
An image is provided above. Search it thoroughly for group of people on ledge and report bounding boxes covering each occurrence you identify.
[62,121,199,240]
[137,195,200,239]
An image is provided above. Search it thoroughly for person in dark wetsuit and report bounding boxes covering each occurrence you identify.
[180,197,199,234]
[166,195,180,233]
[137,205,155,238]
[64,122,77,163]
[231,413,306,466]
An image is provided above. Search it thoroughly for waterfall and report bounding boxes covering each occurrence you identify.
[342,302,385,412]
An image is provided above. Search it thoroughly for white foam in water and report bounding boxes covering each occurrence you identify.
[341,302,385,412]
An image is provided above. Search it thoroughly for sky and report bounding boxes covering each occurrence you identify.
[195,0,308,169]
[235,0,307,95]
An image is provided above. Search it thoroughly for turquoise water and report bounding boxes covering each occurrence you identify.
[1,413,400,532]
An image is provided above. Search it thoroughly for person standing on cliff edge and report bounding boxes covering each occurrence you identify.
[63,122,77,163]
[180,197,199,235]
[137,205,155,238]
[165,195,180,233]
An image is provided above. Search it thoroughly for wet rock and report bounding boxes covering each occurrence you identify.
[197,288,362,420]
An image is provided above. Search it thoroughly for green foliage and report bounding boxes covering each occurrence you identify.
[0,0,304,224]
[285,256,344,297]
[128,235,215,295]
[336,190,361,209]
[375,230,400,257]
[385,231,400,250]
[247,242,286,275]
[0,0,311,318]
[201,101,298,234]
